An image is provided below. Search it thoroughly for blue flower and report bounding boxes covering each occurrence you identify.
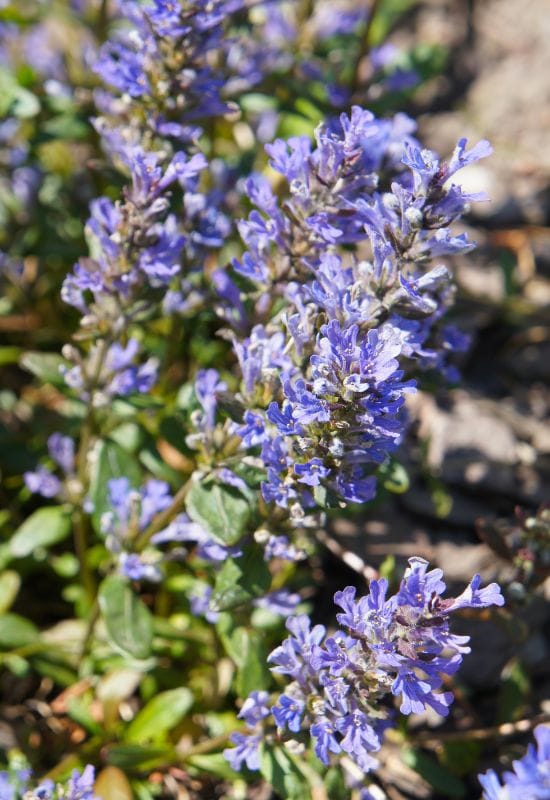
[195,369,227,431]
[479,725,550,800]
[223,732,262,772]
[336,709,381,772]
[294,459,331,486]
[311,718,341,764]
[272,694,305,733]
[238,691,271,726]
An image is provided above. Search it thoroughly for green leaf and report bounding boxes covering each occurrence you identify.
[90,440,142,535]
[32,656,78,687]
[187,753,240,781]
[260,745,309,800]
[19,351,67,385]
[107,745,172,771]
[186,479,250,545]
[125,688,193,743]
[98,576,153,660]
[235,630,271,697]
[402,748,466,798]
[0,613,39,649]
[211,546,271,612]
[10,506,71,559]
[212,559,246,611]
[219,625,271,695]
[0,570,21,612]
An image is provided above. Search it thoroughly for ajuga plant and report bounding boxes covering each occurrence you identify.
[0,1,535,798]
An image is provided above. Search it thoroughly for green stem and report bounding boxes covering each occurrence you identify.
[182,733,230,759]
[73,337,112,609]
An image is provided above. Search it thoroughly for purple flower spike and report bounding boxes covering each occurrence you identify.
[227,559,504,776]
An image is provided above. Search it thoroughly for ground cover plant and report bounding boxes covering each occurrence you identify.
[0,1,548,798]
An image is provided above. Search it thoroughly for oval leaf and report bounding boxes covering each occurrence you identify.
[0,571,21,613]
[10,506,71,558]
[19,351,67,385]
[186,480,250,545]
[0,612,39,649]
[126,688,193,743]
[98,576,153,660]
[90,440,142,535]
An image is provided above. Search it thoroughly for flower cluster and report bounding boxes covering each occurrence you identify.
[224,558,504,775]
[94,0,245,140]
[100,476,173,580]
[216,107,490,512]
[0,765,96,800]
[60,0,245,405]
[479,725,550,800]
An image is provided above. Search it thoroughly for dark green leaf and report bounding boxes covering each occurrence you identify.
[211,546,271,612]
[186,480,250,545]
[10,506,72,559]
[98,576,153,660]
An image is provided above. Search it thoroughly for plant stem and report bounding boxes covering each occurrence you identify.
[182,732,230,758]
[73,337,111,608]
[351,0,381,96]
